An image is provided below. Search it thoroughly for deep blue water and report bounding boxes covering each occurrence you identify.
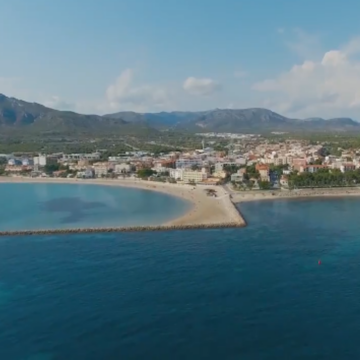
[1,197,360,359]
[0,183,190,230]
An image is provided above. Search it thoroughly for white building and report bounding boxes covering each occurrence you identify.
[62,152,100,162]
[169,168,184,181]
[77,168,94,178]
[182,168,208,183]
[93,163,112,177]
[108,156,129,162]
[114,163,132,174]
[214,162,238,172]
[176,157,202,169]
[22,158,33,166]
[33,155,47,166]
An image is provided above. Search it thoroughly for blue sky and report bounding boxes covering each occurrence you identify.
[2,0,360,118]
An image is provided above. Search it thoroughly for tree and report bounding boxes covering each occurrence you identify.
[137,168,155,179]
[259,180,271,190]
[44,163,60,173]
[246,164,260,179]
[247,180,254,190]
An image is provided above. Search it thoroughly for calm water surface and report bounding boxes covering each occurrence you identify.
[0,183,190,230]
[1,197,360,359]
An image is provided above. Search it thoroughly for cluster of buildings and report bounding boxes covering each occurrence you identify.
[2,138,360,188]
[1,147,244,184]
[2,154,47,174]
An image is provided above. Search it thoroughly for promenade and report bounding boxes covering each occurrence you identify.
[230,187,360,203]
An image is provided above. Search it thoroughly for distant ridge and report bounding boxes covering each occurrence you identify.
[0,93,156,136]
[105,107,360,133]
[0,93,359,134]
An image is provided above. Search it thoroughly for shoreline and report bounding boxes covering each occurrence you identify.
[0,177,246,230]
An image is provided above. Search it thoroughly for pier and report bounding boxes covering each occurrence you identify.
[0,222,246,237]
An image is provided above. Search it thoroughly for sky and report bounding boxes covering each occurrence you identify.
[2,0,360,119]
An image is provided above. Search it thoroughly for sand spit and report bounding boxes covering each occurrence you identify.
[0,177,246,234]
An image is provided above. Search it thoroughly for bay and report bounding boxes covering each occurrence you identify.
[0,183,190,230]
[1,196,360,359]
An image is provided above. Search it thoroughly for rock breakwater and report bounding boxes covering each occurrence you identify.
[0,222,246,237]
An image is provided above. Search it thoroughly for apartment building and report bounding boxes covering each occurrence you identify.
[33,155,47,167]
[93,162,113,177]
[114,163,132,174]
[62,152,100,162]
[214,162,238,172]
[175,158,202,169]
[182,168,208,183]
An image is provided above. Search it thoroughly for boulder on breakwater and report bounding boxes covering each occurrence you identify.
[0,221,246,237]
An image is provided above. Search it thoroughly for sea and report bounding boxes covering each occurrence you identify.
[0,183,190,230]
[1,184,360,359]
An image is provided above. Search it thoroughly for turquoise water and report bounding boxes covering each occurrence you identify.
[1,196,360,359]
[0,183,191,230]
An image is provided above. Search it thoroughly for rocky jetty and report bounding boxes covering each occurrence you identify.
[0,222,246,237]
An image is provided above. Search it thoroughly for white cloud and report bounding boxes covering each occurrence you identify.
[105,68,171,112]
[252,37,360,118]
[277,28,285,34]
[342,37,360,56]
[183,76,221,96]
[285,28,322,60]
[234,70,247,78]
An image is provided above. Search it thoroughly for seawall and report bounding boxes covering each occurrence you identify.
[0,221,246,237]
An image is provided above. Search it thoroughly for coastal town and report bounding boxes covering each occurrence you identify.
[2,134,360,191]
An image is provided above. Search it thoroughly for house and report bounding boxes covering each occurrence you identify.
[77,168,94,178]
[280,175,289,187]
[5,165,29,172]
[340,163,356,173]
[77,159,90,168]
[292,158,307,171]
[255,164,270,182]
[299,165,328,173]
[231,168,246,182]
[213,170,227,179]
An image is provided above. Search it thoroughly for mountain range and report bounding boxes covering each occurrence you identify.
[1,93,359,135]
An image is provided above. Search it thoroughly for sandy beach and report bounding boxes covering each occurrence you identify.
[0,177,245,227]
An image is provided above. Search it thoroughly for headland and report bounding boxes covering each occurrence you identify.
[0,177,245,235]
